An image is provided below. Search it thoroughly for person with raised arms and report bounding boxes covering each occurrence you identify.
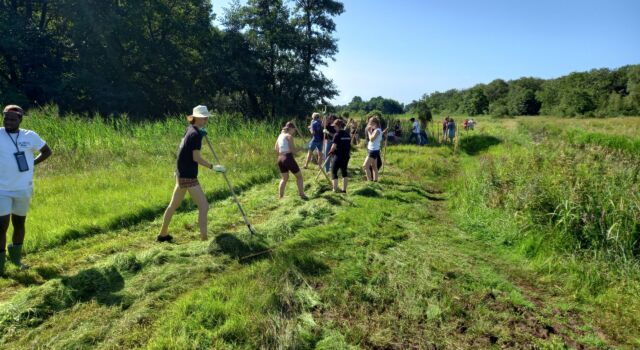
[275,121,309,200]
[157,105,221,243]
[363,117,383,182]
[303,112,324,169]
[322,114,338,172]
[1,105,52,274]
[327,119,351,193]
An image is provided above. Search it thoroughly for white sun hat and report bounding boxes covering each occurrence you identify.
[191,105,211,118]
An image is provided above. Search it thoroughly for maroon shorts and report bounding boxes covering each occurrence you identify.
[178,177,200,189]
[277,153,300,174]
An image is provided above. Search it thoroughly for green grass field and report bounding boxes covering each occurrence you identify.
[0,111,639,349]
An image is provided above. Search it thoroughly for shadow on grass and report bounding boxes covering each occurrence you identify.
[277,250,331,277]
[61,266,125,306]
[352,186,382,198]
[0,266,127,332]
[36,173,276,253]
[460,135,501,155]
[209,233,270,264]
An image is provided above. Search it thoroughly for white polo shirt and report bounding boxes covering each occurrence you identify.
[0,127,46,192]
[412,121,421,133]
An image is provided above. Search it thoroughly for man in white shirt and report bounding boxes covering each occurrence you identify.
[1,105,52,274]
[409,117,422,145]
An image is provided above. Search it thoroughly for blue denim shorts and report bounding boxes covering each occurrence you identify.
[308,140,323,152]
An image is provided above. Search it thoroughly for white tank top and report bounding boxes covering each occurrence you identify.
[277,133,290,153]
[367,128,383,151]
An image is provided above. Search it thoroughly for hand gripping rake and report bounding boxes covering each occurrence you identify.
[204,134,257,235]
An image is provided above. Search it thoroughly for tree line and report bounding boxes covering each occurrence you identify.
[407,65,640,117]
[0,0,344,119]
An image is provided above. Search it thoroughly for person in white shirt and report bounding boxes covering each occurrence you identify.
[362,117,383,182]
[408,117,422,145]
[1,105,52,274]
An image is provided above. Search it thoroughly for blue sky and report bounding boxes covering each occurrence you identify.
[211,0,640,105]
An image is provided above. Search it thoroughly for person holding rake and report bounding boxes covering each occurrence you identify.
[327,119,351,193]
[275,121,309,200]
[157,105,223,243]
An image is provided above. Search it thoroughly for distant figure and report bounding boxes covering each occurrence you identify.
[363,117,383,182]
[408,117,422,145]
[463,118,469,131]
[447,118,456,142]
[394,121,402,139]
[468,118,476,130]
[275,122,308,200]
[442,117,449,139]
[303,112,323,169]
[349,119,359,146]
[1,105,52,274]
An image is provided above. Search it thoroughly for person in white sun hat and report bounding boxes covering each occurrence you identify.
[1,105,52,275]
[157,105,223,243]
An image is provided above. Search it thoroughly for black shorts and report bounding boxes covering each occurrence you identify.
[331,156,349,179]
[368,150,381,159]
[277,153,300,174]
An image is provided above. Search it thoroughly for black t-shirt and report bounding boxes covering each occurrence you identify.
[332,130,351,159]
[326,125,336,140]
[176,125,202,179]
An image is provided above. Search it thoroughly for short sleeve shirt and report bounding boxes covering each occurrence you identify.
[332,130,351,159]
[176,125,202,179]
[311,120,323,142]
[412,121,420,133]
[0,128,46,191]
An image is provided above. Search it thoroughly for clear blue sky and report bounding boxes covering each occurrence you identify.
[211,0,640,105]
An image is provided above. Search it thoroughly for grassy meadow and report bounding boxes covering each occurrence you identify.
[0,109,639,349]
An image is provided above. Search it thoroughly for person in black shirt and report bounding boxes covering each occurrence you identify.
[157,105,218,242]
[328,119,351,193]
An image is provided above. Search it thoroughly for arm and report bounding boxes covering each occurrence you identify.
[288,135,297,155]
[192,150,213,169]
[34,144,52,165]
[328,143,337,156]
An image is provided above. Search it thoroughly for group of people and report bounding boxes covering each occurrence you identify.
[463,118,476,131]
[276,112,385,198]
[0,103,469,272]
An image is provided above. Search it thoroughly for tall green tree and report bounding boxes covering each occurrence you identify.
[290,0,343,116]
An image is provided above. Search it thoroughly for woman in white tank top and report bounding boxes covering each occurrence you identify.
[274,122,308,200]
[362,117,383,182]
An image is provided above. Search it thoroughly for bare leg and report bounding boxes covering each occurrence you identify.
[279,173,289,199]
[293,172,306,197]
[304,151,313,168]
[371,159,379,181]
[187,185,209,241]
[11,214,26,245]
[363,157,373,181]
[159,184,187,236]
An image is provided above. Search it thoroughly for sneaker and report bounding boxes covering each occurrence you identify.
[156,234,173,243]
[299,194,309,200]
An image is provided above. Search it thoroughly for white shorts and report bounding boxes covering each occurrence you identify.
[0,190,33,216]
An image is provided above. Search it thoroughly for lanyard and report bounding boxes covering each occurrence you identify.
[6,129,20,152]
